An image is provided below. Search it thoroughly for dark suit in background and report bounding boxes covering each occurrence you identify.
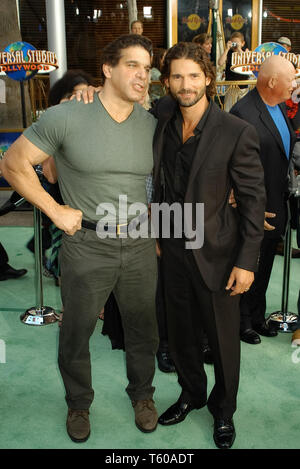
[231,88,296,332]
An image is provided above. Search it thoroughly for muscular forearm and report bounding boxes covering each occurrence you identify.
[2,158,60,219]
[3,160,82,235]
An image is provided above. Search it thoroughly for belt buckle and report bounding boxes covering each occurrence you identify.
[117,223,128,235]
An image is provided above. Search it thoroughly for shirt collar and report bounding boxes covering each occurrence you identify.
[174,99,212,135]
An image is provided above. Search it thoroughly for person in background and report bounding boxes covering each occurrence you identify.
[230,55,297,345]
[278,37,292,53]
[130,20,143,35]
[150,48,167,81]
[218,32,250,111]
[0,241,27,281]
[150,48,167,104]
[192,33,212,59]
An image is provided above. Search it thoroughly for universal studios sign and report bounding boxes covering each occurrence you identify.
[0,41,58,81]
[231,42,300,77]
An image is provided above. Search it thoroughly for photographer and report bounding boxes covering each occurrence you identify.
[218,32,250,111]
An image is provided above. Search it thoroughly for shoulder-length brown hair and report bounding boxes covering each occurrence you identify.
[160,42,216,98]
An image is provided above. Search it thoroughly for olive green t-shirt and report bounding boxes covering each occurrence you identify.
[23,94,157,223]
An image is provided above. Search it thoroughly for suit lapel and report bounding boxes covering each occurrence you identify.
[252,89,288,157]
[186,103,221,193]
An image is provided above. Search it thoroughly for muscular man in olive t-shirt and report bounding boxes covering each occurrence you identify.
[2,34,159,443]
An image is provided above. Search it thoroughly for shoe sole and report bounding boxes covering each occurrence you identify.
[135,421,158,433]
[67,430,91,443]
[213,431,236,449]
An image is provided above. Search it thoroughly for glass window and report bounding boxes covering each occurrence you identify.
[178,0,210,43]
[222,0,252,49]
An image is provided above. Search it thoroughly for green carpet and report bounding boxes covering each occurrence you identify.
[0,226,300,450]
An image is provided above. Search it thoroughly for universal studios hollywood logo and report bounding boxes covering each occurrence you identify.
[0,41,58,81]
[230,42,300,77]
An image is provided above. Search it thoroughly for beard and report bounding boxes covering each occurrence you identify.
[169,87,206,107]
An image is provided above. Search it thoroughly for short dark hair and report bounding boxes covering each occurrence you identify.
[160,42,216,98]
[99,34,153,85]
[49,69,95,106]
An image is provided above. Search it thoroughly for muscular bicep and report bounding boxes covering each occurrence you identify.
[2,135,51,174]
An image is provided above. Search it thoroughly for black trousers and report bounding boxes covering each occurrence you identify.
[240,236,280,330]
[161,237,241,419]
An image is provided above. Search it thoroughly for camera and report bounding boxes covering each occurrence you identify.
[231,42,237,48]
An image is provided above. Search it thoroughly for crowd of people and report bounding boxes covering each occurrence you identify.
[0,21,299,450]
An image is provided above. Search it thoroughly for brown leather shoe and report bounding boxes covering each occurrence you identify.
[66,409,90,442]
[132,399,158,433]
[292,329,300,346]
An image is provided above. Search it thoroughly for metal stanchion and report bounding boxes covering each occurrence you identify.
[267,140,300,332]
[19,165,59,326]
[20,206,59,326]
[267,221,298,332]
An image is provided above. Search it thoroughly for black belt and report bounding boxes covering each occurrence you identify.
[82,211,149,235]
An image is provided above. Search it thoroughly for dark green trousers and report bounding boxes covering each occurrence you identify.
[58,228,159,410]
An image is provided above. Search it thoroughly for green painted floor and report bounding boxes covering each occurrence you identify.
[0,226,300,450]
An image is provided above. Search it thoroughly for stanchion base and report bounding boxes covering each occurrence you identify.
[266,311,299,333]
[20,306,59,326]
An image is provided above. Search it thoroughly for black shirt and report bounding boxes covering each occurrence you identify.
[162,100,212,206]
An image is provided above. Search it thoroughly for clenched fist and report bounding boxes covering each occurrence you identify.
[51,205,83,235]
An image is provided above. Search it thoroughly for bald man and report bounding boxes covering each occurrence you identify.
[230,56,297,344]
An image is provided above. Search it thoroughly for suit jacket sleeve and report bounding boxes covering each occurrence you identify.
[229,123,266,271]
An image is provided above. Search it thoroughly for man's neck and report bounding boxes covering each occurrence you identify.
[98,88,134,123]
[256,85,280,107]
[179,96,209,142]
[179,96,209,127]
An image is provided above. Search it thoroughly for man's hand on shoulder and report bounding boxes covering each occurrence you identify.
[51,205,83,235]
[71,85,102,104]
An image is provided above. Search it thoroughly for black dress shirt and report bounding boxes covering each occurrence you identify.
[162,100,212,206]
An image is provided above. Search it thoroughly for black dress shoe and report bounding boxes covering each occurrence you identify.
[253,322,278,337]
[158,400,195,426]
[276,242,300,258]
[203,343,214,364]
[213,417,236,449]
[240,328,261,344]
[156,350,176,373]
[0,264,27,281]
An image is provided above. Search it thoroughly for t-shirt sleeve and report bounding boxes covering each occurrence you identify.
[23,104,68,156]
